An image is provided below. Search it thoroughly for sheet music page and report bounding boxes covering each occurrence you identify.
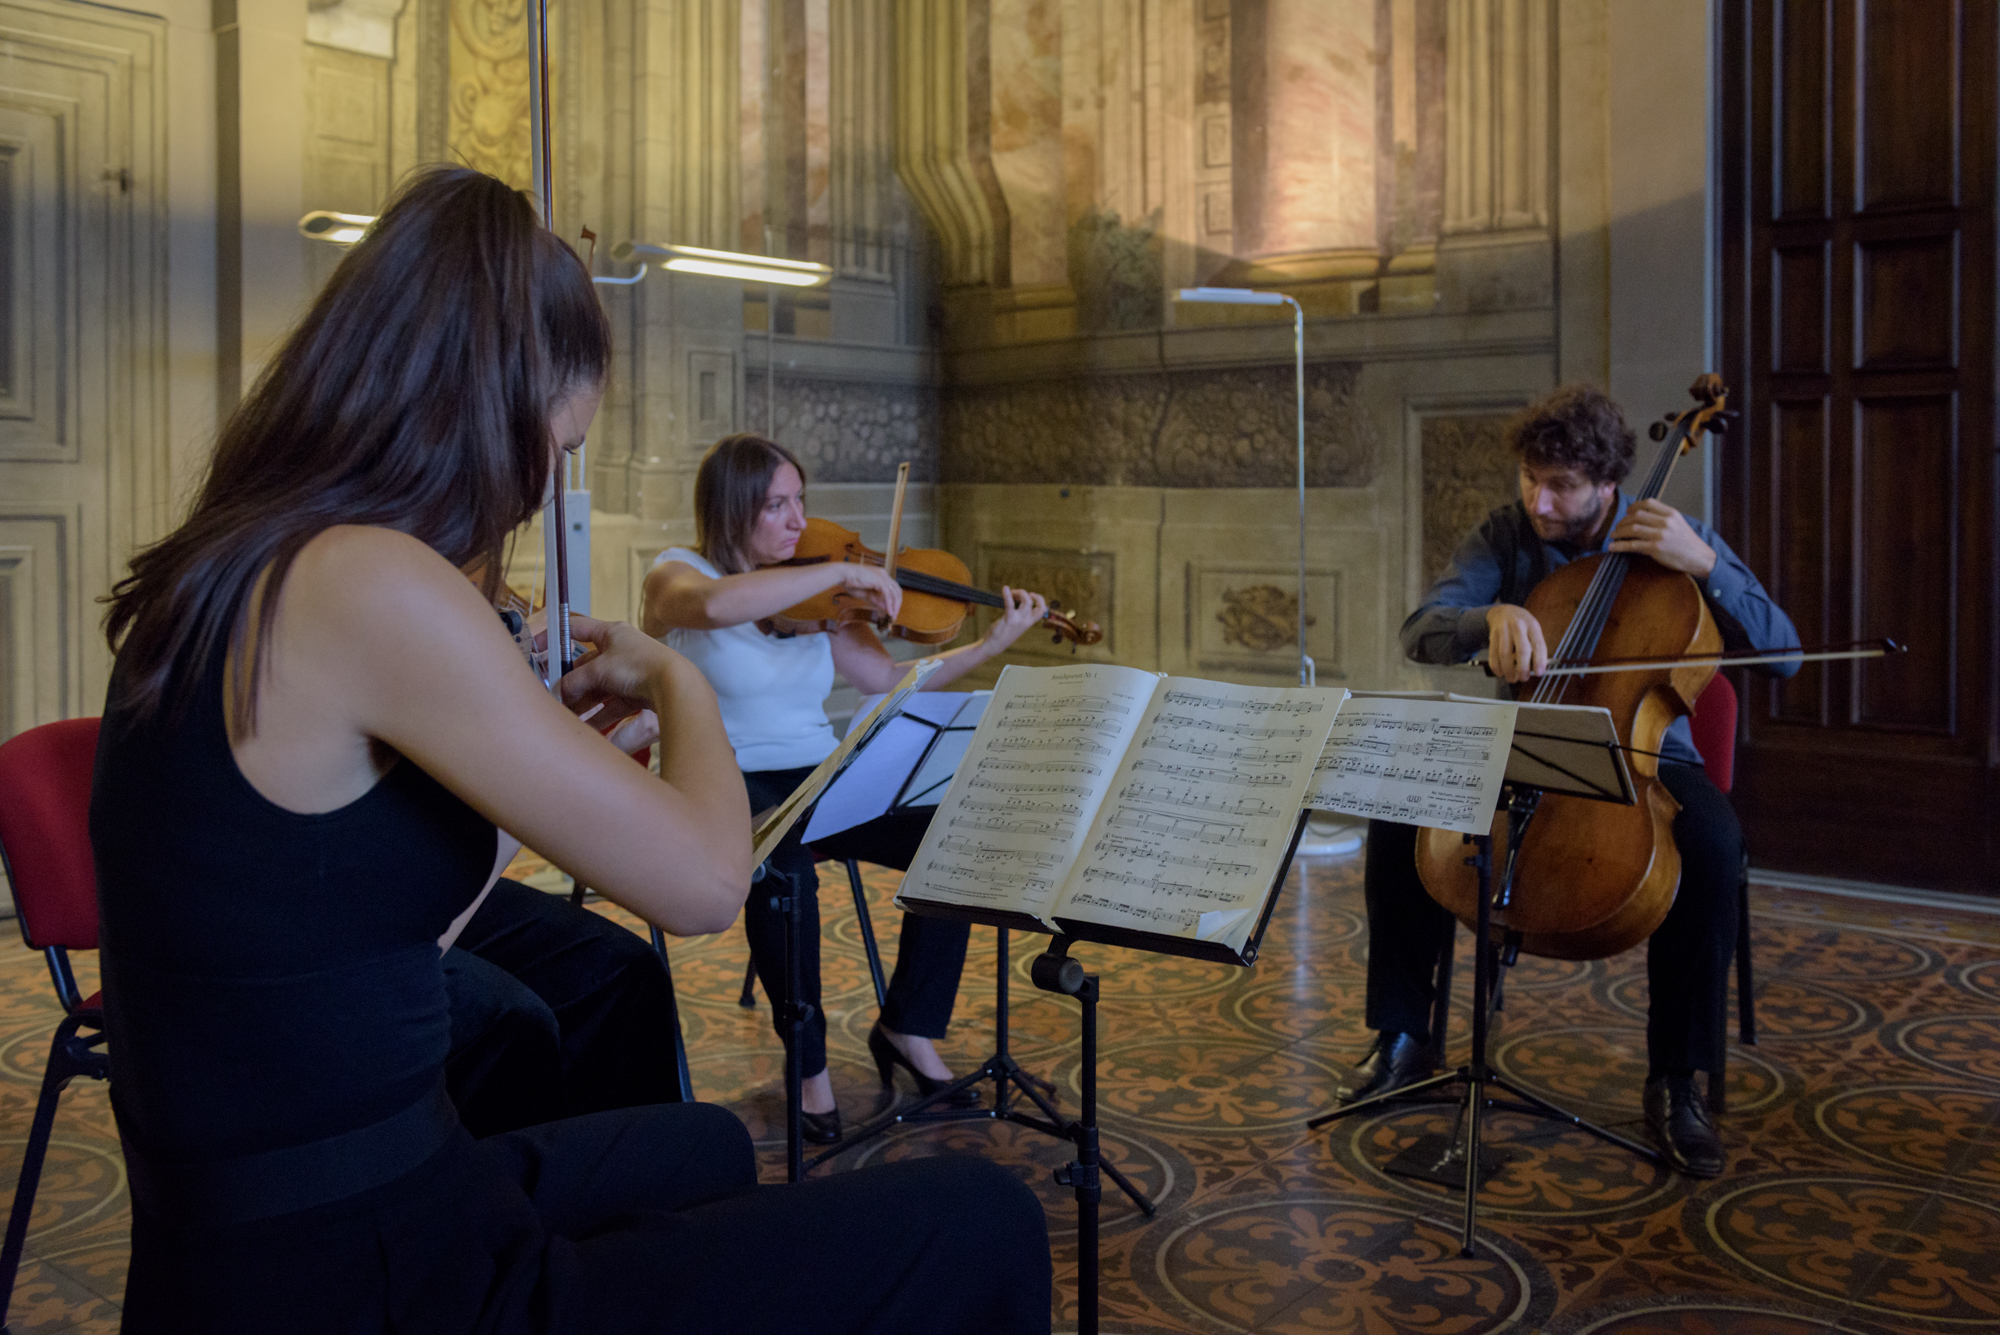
[1051,677,1339,952]
[1305,691,1517,835]
[896,663,1164,923]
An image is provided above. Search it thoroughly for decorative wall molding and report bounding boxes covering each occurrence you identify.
[940,360,1377,488]
[0,510,73,739]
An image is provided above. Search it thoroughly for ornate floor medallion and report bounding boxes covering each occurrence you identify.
[1706,1176,2000,1324]
[1154,1197,1543,1334]
[1889,1014,2000,1084]
[1809,1084,2000,1184]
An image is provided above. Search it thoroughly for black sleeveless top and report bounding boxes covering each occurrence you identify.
[90,638,496,1186]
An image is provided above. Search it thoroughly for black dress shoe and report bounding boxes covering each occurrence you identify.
[1644,1074,1724,1177]
[1341,1031,1435,1105]
[800,1106,842,1145]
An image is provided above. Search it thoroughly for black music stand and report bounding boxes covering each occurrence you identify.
[859,811,1313,1335]
[1306,710,1664,1257]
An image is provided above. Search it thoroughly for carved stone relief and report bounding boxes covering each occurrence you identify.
[1420,411,1515,587]
[748,372,938,484]
[1216,585,1312,653]
[975,545,1116,662]
[941,361,1376,488]
[1187,559,1339,678]
[448,0,531,189]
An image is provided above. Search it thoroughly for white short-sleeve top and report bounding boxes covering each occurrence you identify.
[654,547,838,774]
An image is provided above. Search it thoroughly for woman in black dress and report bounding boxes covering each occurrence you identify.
[90,165,1049,1333]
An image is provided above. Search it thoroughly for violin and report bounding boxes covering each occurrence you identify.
[760,515,1103,648]
[1415,375,1733,960]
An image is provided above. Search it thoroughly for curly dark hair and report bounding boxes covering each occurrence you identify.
[1503,385,1636,485]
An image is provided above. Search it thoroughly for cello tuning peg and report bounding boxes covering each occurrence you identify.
[1648,421,1670,441]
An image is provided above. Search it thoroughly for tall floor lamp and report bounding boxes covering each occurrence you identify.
[1176,288,1362,856]
[1174,287,1314,688]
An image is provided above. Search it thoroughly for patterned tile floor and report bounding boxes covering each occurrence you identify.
[2,850,1997,1333]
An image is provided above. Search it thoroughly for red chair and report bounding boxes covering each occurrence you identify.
[0,718,110,1329]
[1686,673,1757,1111]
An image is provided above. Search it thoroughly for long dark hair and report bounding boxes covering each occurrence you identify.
[105,165,611,726]
[694,433,807,574]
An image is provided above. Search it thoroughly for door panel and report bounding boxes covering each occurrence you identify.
[1719,0,1998,893]
[0,0,164,742]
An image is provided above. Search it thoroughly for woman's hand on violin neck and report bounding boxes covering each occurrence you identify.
[980,586,1049,656]
[1607,499,1717,579]
[1484,604,1549,683]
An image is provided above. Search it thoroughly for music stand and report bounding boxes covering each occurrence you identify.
[801,689,1160,1230]
[1306,702,1664,1256]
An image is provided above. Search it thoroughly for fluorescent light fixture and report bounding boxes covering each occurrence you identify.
[299,210,376,246]
[1176,286,1287,305]
[611,240,831,287]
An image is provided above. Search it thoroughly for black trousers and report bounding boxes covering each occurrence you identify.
[744,766,970,1077]
[124,1102,1052,1333]
[444,877,682,1138]
[1362,761,1743,1076]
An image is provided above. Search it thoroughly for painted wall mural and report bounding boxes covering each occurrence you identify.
[448,0,532,190]
[941,361,1377,489]
[749,372,940,484]
[1420,412,1517,587]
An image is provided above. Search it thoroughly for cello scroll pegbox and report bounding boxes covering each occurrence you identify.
[1648,420,1670,442]
[1689,372,1725,404]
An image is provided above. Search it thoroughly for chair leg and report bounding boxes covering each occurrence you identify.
[0,1016,88,1328]
[648,926,697,1104]
[846,860,889,1010]
[1736,852,1757,1045]
[738,958,759,1008]
[1428,929,1455,1059]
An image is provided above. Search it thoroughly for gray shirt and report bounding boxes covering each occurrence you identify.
[1401,496,1801,767]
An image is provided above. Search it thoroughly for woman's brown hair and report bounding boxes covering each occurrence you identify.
[104,165,611,725]
[693,433,808,574]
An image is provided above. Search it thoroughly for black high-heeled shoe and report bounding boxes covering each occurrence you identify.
[800,1106,842,1145]
[869,1023,981,1108]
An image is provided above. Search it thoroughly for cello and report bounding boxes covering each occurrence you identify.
[1414,376,1732,959]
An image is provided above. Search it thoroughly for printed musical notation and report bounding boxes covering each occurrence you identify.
[897,665,1340,954]
[1305,693,1516,837]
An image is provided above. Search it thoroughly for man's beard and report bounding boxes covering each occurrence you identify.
[1531,492,1608,545]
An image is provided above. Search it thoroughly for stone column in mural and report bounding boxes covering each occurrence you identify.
[893,0,1011,344]
[609,0,744,522]
[1228,0,1378,284]
[1436,0,1549,311]
[828,0,902,342]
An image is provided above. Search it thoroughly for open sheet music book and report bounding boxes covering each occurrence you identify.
[751,658,943,866]
[1302,692,1631,833]
[895,664,1340,964]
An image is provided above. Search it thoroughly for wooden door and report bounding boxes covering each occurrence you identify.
[0,0,163,742]
[1717,0,1998,894]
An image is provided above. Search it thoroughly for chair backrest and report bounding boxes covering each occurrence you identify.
[1687,674,1738,794]
[0,718,103,952]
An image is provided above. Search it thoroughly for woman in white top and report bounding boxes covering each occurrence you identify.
[643,434,1048,1141]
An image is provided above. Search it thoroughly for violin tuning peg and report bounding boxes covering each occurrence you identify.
[1648,421,1670,441]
